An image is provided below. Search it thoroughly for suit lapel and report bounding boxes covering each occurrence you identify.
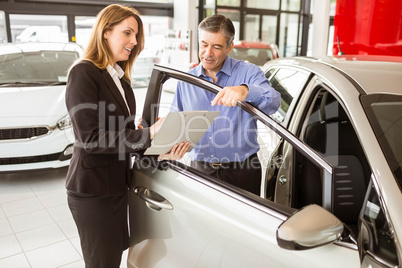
[101,69,131,117]
[122,80,136,129]
[122,80,136,116]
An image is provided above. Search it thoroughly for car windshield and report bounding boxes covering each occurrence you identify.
[362,94,402,190]
[230,47,273,66]
[0,50,79,85]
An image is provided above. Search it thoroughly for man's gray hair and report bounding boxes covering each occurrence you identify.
[198,14,235,46]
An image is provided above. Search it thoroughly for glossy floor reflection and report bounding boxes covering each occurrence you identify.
[0,167,127,268]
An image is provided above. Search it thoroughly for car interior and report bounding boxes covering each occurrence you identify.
[156,68,373,237]
[287,89,371,232]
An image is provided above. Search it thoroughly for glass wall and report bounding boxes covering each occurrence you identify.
[0,11,6,43]
[74,16,96,49]
[9,14,68,43]
[281,0,302,11]
[215,9,240,41]
[279,13,300,57]
[261,15,277,43]
[217,0,304,57]
[217,0,240,7]
[246,0,279,10]
[244,14,259,41]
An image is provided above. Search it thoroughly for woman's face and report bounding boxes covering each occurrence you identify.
[104,16,139,65]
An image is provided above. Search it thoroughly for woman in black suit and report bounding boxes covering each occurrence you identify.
[65,4,189,267]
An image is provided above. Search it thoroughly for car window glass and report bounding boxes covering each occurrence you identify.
[267,68,309,123]
[229,48,274,66]
[361,94,402,190]
[158,78,177,118]
[0,51,79,83]
[361,183,399,266]
[158,78,191,165]
[156,77,282,197]
[264,67,277,80]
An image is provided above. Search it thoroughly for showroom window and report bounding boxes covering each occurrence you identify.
[9,14,68,43]
[216,9,240,41]
[281,0,301,11]
[261,15,277,43]
[217,0,240,7]
[0,11,5,43]
[246,0,279,10]
[74,16,96,49]
[279,13,300,57]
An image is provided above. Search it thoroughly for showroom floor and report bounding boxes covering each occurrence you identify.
[0,167,128,268]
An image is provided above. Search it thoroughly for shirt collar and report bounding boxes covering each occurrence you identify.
[219,56,233,76]
[106,64,125,79]
[195,56,233,78]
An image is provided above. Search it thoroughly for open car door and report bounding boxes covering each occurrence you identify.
[127,65,361,268]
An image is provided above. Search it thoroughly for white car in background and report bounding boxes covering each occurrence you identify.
[127,56,402,267]
[16,26,68,43]
[132,49,161,87]
[0,42,82,172]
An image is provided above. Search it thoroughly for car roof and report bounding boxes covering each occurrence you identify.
[0,42,83,55]
[267,55,402,96]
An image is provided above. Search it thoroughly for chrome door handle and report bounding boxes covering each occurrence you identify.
[134,186,173,211]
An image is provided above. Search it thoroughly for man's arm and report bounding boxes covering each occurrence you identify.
[211,65,281,115]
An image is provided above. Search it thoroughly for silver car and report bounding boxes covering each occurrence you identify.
[127,56,402,267]
[0,42,81,172]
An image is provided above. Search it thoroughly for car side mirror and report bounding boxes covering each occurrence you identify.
[277,204,344,250]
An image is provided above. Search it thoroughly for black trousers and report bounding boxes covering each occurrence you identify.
[67,191,129,268]
[190,153,262,195]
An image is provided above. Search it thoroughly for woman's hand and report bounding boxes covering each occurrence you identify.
[158,142,191,161]
[136,118,143,129]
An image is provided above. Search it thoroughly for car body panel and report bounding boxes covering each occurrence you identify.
[0,86,67,118]
[0,42,80,172]
[129,163,360,268]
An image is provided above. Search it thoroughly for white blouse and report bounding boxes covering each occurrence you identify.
[106,64,130,115]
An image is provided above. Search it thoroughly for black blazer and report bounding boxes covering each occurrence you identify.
[65,60,151,195]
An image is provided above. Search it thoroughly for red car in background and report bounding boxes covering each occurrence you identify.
[229,40,280,68]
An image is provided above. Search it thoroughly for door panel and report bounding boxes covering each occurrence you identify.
[128,162,359,267]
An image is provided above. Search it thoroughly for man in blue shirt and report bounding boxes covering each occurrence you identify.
[171,14,281,195]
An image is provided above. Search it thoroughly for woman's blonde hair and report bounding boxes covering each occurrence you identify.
[82,4,144,83]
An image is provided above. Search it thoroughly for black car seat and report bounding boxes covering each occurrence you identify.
[300,91,370,226]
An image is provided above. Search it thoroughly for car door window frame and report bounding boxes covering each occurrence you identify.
[142,64,334,213]
[359,178,400,267]
[265,66,311,127]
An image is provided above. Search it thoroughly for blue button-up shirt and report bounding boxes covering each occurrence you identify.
[171,56,280,163]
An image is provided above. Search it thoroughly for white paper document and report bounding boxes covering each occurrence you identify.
[144,111,220,155]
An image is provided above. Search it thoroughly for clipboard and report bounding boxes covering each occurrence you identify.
[144,111,220,155]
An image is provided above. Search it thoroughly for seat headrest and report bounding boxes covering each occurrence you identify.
[320,92,349,122]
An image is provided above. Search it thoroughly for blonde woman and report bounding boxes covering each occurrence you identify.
[65,4,189,267]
